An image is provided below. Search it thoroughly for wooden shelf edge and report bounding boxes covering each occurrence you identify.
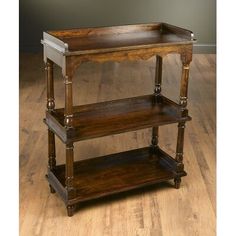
[158,148,185,173]
[68,174,177,205]
[46,171,68,203]
[46,147,187,205]
[44,94,191,143]
[43,118,67,143]
[44,22,194,56]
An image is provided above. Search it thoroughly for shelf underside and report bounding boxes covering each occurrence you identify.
[49,147,186,204]
[45,95,191,143]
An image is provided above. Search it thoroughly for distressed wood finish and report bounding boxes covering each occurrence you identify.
[41,23,195,216]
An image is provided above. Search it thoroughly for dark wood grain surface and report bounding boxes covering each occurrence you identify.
[46,23,194,54]
[57,31,187,52]
[51,147,185,203]
[45,94,191,143]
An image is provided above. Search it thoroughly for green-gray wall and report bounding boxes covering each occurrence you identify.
[20,0,216,53]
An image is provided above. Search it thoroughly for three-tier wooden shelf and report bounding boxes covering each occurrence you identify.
[41,22,195,216]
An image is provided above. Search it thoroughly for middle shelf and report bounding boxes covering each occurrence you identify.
[44,94,191,143]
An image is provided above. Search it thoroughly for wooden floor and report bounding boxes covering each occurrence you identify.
[20,53,216,236]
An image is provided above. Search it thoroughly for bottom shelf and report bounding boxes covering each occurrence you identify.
[47,147,186,204]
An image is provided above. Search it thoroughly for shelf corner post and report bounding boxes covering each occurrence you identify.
[45,58,55,111]
[64,74,73,128]
[63,57,78,216]
[63,56,77,128]
[151,55,163,153]
[45,58,56,193]
[174,50,192,188]
[66,142,75,216]
[179,50,192,117]
[154,55,163,100]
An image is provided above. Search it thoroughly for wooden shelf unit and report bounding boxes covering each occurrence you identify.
[41,22,195,216]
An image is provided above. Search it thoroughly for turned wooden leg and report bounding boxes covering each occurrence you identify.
[48,129,56,170]
[65,143,74,194]
[154,55,162,100]
[48,128,56,194]
[64,75,73,128]
[151,126,159,153]
[64,71,75,216]
[67,204,76,217]
[174,53,192,189]
[65,143,75,216]
[174,122,186,189]
[174,177,181,189]
[46,59,55,111]
[46,59,56,193]
[151,55,162,154]
[176,122,185,163]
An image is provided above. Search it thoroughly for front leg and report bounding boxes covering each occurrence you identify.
[65,143,76,216]
[64,75,73,128]
[151,55,162,154]
[45,59,56,193]
[174,52,192,188]
[174,177,181,189]
[67,204,76,217]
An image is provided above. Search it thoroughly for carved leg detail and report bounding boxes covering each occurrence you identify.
[174,177,181,189]
[67,205,76,217]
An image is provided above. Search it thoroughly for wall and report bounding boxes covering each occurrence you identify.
[20,0,216,53]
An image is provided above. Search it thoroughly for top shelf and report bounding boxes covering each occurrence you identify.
[42,22,195,56]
